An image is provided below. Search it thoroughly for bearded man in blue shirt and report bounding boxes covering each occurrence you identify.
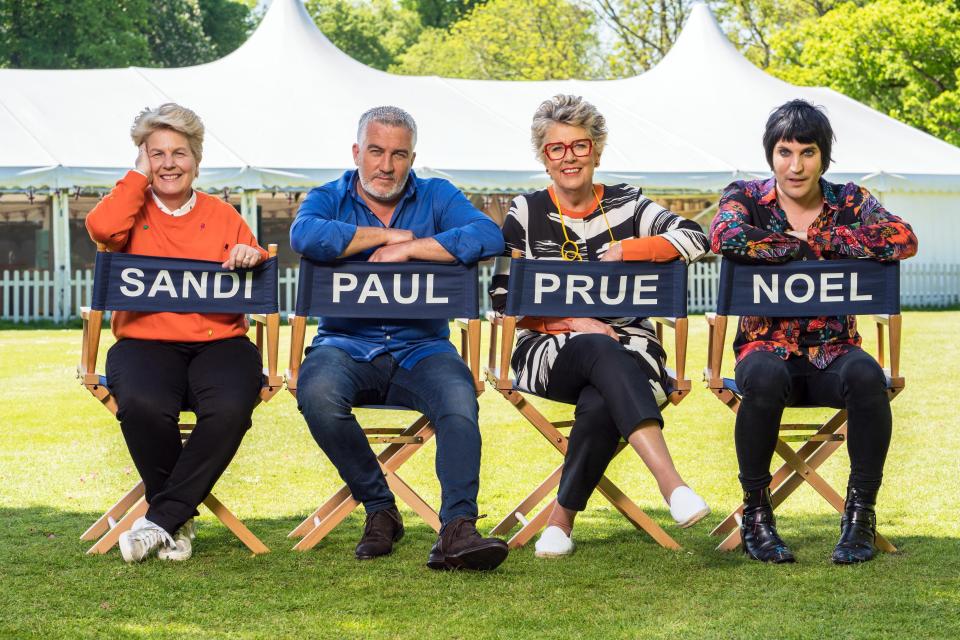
[290,106,508,571]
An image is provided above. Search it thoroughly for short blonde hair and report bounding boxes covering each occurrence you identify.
[130,103,205,165]
[531,95,608,164]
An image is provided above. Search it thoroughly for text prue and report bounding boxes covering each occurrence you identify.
[752,272,873,304]
[533,273,660,305]
[331,273,450,304]
[119,268,254,299]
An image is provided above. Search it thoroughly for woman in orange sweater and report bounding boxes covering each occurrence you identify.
[86,103,266,563]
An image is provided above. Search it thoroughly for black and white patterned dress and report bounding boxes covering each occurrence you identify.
[489,184,708,404]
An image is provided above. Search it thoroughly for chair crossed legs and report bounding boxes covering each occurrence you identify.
[486,311,691,550]
[704,312,901,553]
[285,316,482,551]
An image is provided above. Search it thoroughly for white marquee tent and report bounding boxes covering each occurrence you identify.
[1,0,957,318]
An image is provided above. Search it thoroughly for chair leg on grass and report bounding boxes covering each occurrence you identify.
[202,493,269,555]
[81,481,146,541]
[86,497,148,555]
[491,464,563,537]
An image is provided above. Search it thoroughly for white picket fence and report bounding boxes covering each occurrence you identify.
[2,261,959,323]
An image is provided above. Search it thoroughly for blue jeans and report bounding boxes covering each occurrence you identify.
[297,346,481,524]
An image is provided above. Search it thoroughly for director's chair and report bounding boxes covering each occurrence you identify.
[285,258,482,551]
[77,244,283,555]
[487,249,693,550]
[704,257,901,553]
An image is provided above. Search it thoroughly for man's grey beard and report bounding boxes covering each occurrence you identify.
[358,169,410,203]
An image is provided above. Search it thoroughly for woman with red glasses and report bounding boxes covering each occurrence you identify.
[489,94,711,558]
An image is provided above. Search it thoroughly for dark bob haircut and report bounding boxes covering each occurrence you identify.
[763,99,835,173]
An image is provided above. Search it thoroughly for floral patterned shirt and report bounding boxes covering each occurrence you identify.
[709,177,918,368]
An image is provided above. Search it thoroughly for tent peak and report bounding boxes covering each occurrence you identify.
[221,0,370,71]
[651,1,767,80]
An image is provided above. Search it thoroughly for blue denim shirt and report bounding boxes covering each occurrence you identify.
[290,169,504,369]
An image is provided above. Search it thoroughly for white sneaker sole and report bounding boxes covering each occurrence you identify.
[675,506,711,529]
[535,548,574,558]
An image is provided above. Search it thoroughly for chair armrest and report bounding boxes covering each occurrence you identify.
[873,314,890,326]
[80,307,91,320]
[705,312,716,326]
[650,316,676,329]
[249,313,267,325]
[454,318,471,331]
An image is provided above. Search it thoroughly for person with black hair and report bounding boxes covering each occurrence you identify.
[709,99,918,565]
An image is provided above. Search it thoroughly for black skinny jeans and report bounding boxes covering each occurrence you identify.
[734,348,892,494]
[105,337,262,535]
[544,334,664,511]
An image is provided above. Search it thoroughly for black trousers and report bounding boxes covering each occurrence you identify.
[544,334,663,511]
[105,337,262,534]
[734,348,892,494]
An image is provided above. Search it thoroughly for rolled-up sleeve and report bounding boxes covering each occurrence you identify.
[431,183,504,264]
[290,187,358,261]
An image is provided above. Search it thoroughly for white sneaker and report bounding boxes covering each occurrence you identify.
[118,517,175,563]
[157,519,195,562]
[668,486,711,528]
[534,525,575,558]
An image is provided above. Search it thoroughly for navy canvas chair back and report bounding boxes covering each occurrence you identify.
[91,252,279,315]
[294,257,478,320]
[504,258,687,319]
[716,258,899,318]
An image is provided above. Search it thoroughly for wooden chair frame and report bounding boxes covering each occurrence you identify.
[77,244,283,556]
[704,310,903,553]
[285,314,482,552]
[485,251,692,550]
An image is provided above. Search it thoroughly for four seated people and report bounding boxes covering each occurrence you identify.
[83,97,917,567]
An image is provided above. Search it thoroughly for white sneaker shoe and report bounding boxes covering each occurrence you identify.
[157,519,195,562]
[668,486,711,528]
[118,517,175,563]
[534,525,575,558]
[668,486,710,529]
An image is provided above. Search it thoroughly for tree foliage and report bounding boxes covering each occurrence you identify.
[305,0,423,70]
[768,0,960,145]
[0,0,254,69]
[401,0,486,29]
[391,0,600,80]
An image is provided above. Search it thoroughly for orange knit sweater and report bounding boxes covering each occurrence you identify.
[85,171,267,342]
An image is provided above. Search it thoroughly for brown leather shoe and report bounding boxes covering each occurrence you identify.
[355,506,404,560]
[426,515,508,571]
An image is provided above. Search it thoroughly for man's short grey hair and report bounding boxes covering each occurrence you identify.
[531,95,608,163]
[357,106,418,148]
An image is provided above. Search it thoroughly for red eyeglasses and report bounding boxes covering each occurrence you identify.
[543,139,593,161]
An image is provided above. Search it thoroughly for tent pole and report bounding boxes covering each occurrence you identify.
[241,190,260,237]
[51,189,72,323]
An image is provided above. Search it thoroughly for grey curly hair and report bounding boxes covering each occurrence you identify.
[130,103,205,165]
[530,95,608,163]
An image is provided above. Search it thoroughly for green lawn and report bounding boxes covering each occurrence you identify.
[1,313,958,639]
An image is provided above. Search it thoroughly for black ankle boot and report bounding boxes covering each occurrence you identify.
[741,488,795,564]
[831,486,878,565]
